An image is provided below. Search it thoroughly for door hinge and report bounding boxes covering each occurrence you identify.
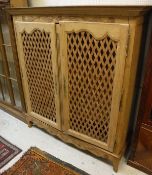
[119,92,123,112]
[125,31,130,58]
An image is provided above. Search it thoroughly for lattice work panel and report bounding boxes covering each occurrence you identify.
[67,32,118,143]
[21,29,56,123]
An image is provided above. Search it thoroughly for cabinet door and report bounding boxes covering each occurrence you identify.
[14,21,61,129]
[61,22,129,151]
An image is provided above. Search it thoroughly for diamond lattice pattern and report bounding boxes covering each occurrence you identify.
[67,31,118,143]
[21,29,56,123]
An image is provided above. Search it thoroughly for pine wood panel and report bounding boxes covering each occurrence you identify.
[14,21,61,129]
[10,0,28,7]
[7,7,149,17]
[60,22,129,151]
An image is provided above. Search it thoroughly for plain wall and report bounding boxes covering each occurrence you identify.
[28,0,152,7]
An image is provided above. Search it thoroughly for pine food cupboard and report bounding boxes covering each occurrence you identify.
[7,7,149,171]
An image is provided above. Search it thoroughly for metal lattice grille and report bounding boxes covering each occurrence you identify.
[21,29,56,123]
[67,31,118,143]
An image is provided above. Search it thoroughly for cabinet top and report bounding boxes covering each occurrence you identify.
[7,6,151,17]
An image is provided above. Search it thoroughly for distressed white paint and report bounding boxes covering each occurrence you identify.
[28,0,152,7]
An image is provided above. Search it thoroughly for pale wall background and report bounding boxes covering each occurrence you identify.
[28,0,152,7]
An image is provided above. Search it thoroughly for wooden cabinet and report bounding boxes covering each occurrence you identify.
[7,7,150,172]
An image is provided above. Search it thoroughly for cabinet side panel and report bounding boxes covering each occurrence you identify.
[114,18,143,155]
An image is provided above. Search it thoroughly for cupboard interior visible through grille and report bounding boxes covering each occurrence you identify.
[67,31,118,143]
[21,29,57,123]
